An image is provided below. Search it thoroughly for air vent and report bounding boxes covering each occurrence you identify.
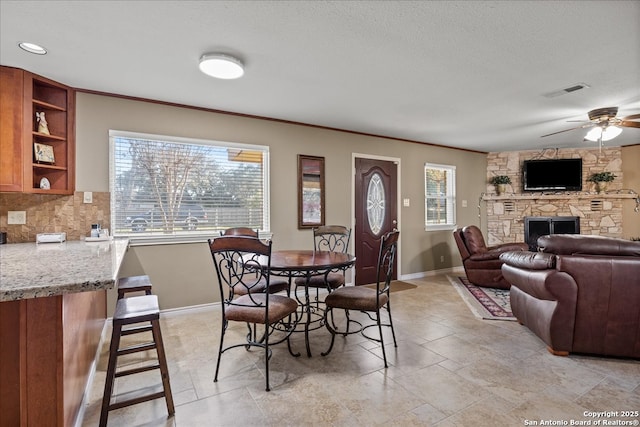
[543,83,590,98]
[564,85,585,93]
[504,201,516,213]
[590,200,603,211]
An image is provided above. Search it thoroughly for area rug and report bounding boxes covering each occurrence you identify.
[364,280,417,293]
[447,276,516,321]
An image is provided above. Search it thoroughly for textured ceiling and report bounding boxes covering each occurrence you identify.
[1,0,639,152]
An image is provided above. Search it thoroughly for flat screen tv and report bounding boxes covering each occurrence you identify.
[523,158,582,191]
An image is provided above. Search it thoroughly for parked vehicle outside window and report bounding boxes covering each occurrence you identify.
[126,204,208,232]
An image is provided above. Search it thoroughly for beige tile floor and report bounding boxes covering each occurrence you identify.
[82,274,640,426]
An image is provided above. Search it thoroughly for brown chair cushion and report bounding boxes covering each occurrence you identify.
[464,257,505,270]
[462,225,487,254]
[325,286,388,312]
[294,272,345,289]
[225,294,298,324]
[232,277,289,296]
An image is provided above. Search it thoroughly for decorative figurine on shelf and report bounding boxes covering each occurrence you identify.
[39,177,51,190]
[36,111,50,135]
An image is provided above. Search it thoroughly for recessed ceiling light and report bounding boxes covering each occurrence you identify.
[199,53,244,79]
[18,42,47,55]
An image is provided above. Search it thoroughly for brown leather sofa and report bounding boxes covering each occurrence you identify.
[501,234,640,358]
[453,225,528,289]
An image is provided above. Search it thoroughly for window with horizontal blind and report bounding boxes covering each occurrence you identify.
[110,131,269,239]
[424,162,456,230]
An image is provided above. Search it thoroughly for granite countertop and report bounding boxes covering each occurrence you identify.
[0,239,129,302]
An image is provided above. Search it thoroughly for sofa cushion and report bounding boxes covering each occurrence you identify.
[538,234,640,257]
[500,251,556,270]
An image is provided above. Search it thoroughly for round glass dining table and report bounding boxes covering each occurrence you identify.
[269,250,356,357]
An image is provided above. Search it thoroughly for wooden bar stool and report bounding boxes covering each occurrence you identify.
[117,275,153,299]
[99,295,174,427]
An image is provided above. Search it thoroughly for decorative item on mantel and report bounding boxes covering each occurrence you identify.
[35,111,50,135]
[489,175,511,195]
[587,171,616,194]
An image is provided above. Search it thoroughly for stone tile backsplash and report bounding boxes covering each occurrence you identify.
[0,192,110,243]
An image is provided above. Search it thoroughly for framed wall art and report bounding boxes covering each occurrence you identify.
[34,142,55,163]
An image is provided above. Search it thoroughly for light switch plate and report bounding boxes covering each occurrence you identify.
[83,192,93,203]
[403,198,410,207]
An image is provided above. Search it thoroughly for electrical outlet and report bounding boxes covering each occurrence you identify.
[8,211,26,224]
[83,191,93,203]
[462,199,468,208]
[440,255,445,263]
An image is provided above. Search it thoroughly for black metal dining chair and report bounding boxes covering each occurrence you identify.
[321,230,400,367]
[219,227,289,296]
[294,225,351,294]
[209,236,299,391]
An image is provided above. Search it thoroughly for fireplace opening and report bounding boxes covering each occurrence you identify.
[524,216,580,251]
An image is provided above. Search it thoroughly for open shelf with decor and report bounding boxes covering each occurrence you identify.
[0,66,75,195]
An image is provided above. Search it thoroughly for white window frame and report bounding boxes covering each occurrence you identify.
[424,162,456,231]
[109,130,270,244]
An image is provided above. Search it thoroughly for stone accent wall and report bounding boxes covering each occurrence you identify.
[0,192,110,243]
[485,147,624,246]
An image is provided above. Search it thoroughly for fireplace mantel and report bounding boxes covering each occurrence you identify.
[481,192,638,201]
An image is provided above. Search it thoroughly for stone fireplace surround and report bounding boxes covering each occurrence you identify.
[484,147,629,246]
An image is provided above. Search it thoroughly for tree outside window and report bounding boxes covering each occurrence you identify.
[110,131,269,239]
[424,163,456,230]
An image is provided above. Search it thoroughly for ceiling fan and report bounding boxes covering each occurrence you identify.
[541,107,640,142]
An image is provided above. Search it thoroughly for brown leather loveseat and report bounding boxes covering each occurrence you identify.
[453,225,528,289]
[500,234,640,358]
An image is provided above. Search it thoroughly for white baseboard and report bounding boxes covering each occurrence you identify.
[160,302,219,317]
[400,266,464,281]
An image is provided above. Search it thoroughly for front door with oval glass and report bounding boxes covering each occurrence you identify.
[354,157,398,285]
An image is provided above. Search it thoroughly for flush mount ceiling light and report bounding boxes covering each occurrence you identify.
[18,42,47,55]
[199,53,244,79]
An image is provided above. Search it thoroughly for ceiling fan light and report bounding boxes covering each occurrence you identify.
[584,127,602,142]
[601,126,622,141]
[199,53,244,79]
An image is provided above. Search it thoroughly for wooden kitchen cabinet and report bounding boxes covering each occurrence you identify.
[0,65,75,194]
[0,239,130,426]
[0,291,107,427]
